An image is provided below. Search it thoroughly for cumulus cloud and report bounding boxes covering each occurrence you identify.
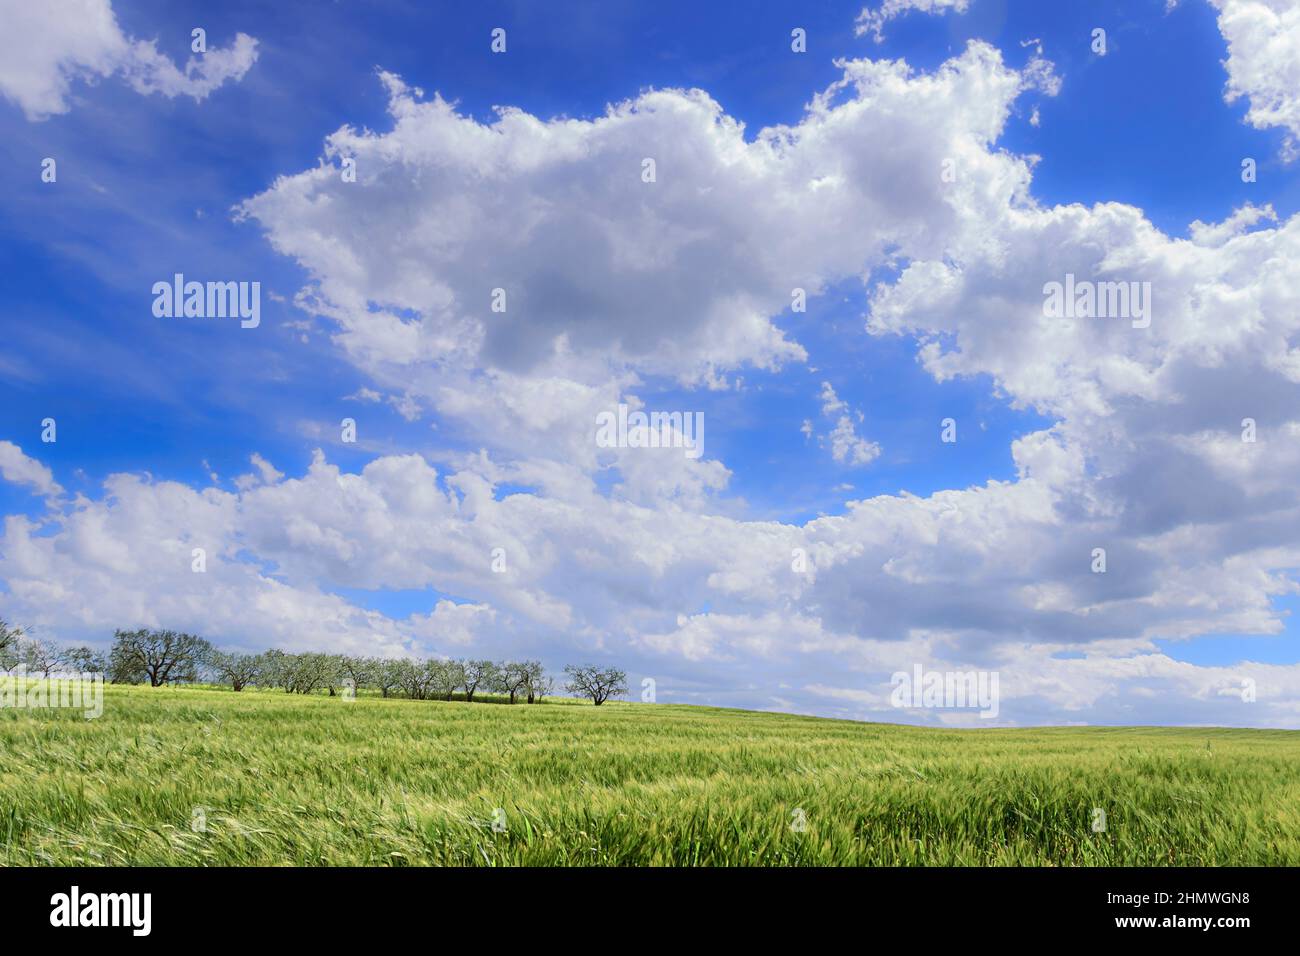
[0,0,258,121]
[235,41,1041,500]
[0,441,62,497]
[1208,0,1300,158]
[5,429,1299,725]
[405,599,497,647]
[237,44,1035,394]
[231,38,1300,726]
[5,33,1299,726]
[0,455,490,659]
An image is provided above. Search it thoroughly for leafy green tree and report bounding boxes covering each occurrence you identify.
[323,655,347,697]
[393,659,437,699]
[0,619,24,673]
[563,665,627,706]
[22,637,65,677]
[428,659,464,701]
[62,645,108,674]
[339,656,376,697]
[502,660,543,704]
[258,649,292,692]
[289,653,334,694]
[0,619,21,654]
[109,629,211,686]
[462,659,499,703]
[208,651,262,691]
[524,662,551,704]
[373,658,404,698]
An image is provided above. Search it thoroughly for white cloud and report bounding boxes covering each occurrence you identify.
[0,0,258,121]
[123,31,258,103]
[856,0,972,43]
[0,441,62,497]
[200,42,1300,726]
[238,44,1035,392]
[819,381,848,415]
[4,426,1298,725]
[387,392,422,422]
[827,415,882,466]
[1188,200,1277,245]
[815,383,881,466]
[5,31,1300,727]
[1208,0,1300,158]
[404,599,496,647]
[237,44,1036,499]
[250,453,284,485]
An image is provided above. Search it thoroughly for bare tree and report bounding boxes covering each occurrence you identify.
[208,651,262,692]
[109,629,212,686]
[563,665,627,706]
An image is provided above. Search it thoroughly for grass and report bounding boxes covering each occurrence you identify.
[2,682,1298,865]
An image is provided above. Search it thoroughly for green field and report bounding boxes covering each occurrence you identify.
[2,683,1298,866]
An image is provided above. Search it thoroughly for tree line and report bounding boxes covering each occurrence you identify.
[0,620,629,706]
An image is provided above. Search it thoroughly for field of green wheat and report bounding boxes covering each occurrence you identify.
[2,683,1297,865]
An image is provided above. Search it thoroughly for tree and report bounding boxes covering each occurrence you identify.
[287,653,334,695]
[524,663,551,704]
[258,649,292,692]
[393,659,437,700]
[62,645,107,675]
[22,638,66,677]
[0,619,22,656]
[428,658,464,701]
[462,659,498,703]
[208,651,262,692]
[256,651,334,695]
[107,646,147,684]
[373,658,404,699]
[339,656,376,697]
[0,620,24,673]
[502,660,541,704]
[323,655,346,697]
[109,629,212,686]
[563,665,627,706]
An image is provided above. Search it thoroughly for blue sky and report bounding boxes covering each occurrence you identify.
[2,0,1300,726]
